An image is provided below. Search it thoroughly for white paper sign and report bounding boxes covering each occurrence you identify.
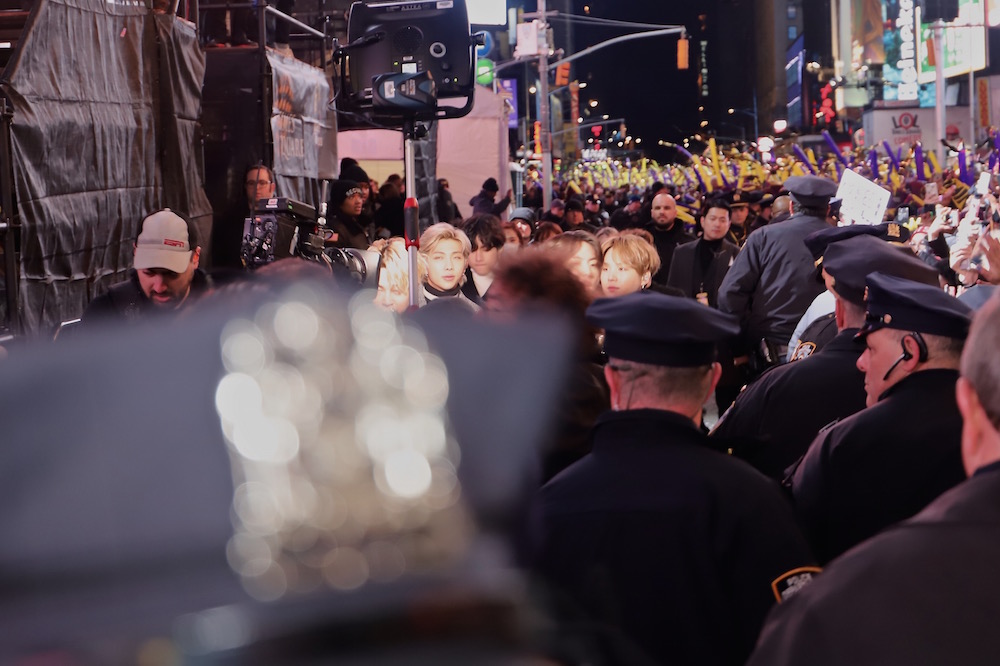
[923,181,939,204]
[836,169,891,226]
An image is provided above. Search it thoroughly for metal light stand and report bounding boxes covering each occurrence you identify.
[403,117,424,309]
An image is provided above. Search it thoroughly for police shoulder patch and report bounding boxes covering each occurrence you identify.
[790,341,816,361]
[772,566,822,602]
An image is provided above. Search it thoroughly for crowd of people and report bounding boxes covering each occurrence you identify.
[34,144,1000,664]
[357,155,1000,664]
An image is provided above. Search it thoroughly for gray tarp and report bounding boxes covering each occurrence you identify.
[2,0,209,333]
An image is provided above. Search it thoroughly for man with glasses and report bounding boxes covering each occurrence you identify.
[212,164,278,269]
[245,165,276,210]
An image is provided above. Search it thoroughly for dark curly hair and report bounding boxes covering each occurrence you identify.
[492,248,597,357]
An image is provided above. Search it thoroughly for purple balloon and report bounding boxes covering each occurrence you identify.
[958,149,972,186]
[674,144,695,161]
[915,143,925,182]
[822,130,849,167]
[882,141,900,171]
[792,145,817,174]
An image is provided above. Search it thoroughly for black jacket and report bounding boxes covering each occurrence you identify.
[711,327,867,479]
[459,268,489,307]
[533,409,817,666]
[81,269,212,326]
[787,368,966,563]
[609,207,642,230]
[469,189,511,217]
[665,237,738,307]
[717,213,831,352]
[749,462,1000,666]
[327,210,371,250]
[644,222,696,286]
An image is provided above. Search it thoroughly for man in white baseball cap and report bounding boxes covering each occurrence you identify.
[82,209,208,324]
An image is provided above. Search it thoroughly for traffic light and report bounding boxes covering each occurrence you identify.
[555,61,571,87]
[677,37,689,70]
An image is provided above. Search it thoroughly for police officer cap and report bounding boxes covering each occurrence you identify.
[858,272,972,340]
[804,222,912,261]
[783,175,839,208]
[823,235,939,306]
[586,292,740,367]
[728,190,749,208]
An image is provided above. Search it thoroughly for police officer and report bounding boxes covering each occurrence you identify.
[533,291,818,666]
[712,232,940,479]
[717,175,838,376]
[787,221,913,361]
[748,294,1000,666]
[727,190,751,246]
[786,272,973,563]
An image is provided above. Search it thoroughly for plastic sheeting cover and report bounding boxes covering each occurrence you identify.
[4,0,209,333]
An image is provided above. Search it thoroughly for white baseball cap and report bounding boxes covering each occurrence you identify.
[134,209,193,274]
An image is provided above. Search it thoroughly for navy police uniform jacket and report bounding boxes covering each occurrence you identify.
[717,213,830,352]
[749,462,1000,666]
[533,409,817,666]
[787,368,966,564]
[711,328,867,479]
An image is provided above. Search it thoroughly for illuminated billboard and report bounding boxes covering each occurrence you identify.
[881,0,924,102]
[916,0,987,84]
[852,0,887,68]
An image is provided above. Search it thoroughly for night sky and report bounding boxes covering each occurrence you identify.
[538,0,709,164]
